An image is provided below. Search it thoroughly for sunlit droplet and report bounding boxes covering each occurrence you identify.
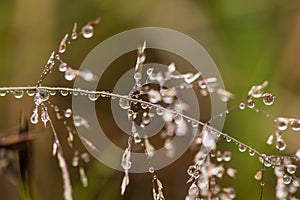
[266,134,274,145]
[30,112,39,124]
[263,93,275,105]
[13,90,24,99]
[119,98,130,109]
[64,109,72,118]
[133,132,141,144]
[283,174,292,185]
[275,117,288,131]
[149,167,155,173]
[81,25,94,38]
[238,144,247,152]
[60,90,69,96]
[286,164,297,174]
[26,89,36,97]
[156,107,164,116]
[88,93,99,101]
[59,62,67,72]
[276,139,287,151]
[290,119,300,131]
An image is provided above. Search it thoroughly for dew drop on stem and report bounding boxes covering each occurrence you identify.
[64,109,72,118]
[88,93,99,101]
[119,98,130,109]
[81,25,94,38]
[283,174,292,185]
[290,119,300,131]
[275,117,288,131]
[276,139,287,151]
[238,144,247,152]
[30,112,39,124]
[239,102,246,110]
[285,164,297,174]
[156,107,164,116]
[59,62,67,72]
[149,166,155,173]
[13,89,24,99]
[26,89,36,97]
[0,90,7,97]
[262,93,275,105]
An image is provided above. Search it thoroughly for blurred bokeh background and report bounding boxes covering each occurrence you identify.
[0,0,300,199]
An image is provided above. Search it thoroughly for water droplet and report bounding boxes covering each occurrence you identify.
[121,148,132,170]
[81,24,94,38]
[238,144,247,152]
[247,99,255,108]
[58,34,68,53]
[72,155,79,167]
[263,93,275,105]
[49,90,56,96]
[141,103,148,109]
[275,117,288,131]
[276,139,287,151]
[187,165,197,176]
[80,69,97,82]
[71,32,78,40]
[119,98,130,109]
[223,151,231,161]
[34,93,42,106]
[283,174,292,184]
[263,157,272,167]
[0,90,7,97]
[254,170,262,180]
[202,127,215,148]
[26,89,36,97]
[88,93,99,101]
[64,109,72,118]
[290,119,300,131]
[286,164,297,174]
[30,112,39,124]
[13,90,24,99]
[216,151,223,162]
[60,90,69,96]
[133,132,141,144]
[146,68,154,76]
[266,134,274,145]
[239,102,246,110]
[168,63,176,73]
[39,89,50,101]
[65,68,76,81]
[148,167,155,173]
[156,107,164,116]
[225,135,232,143]
[134,72,141,80]
[174,114,183,124]
[191,121,198,128]
[59,62,67,72]
[248,149,255,156]
[73,115,83,127]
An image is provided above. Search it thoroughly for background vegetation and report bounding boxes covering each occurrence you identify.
[0,0,300,199]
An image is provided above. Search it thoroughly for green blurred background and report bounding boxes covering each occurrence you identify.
[0,0,300,199]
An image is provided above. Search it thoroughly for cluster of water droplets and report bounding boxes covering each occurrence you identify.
[265,117,300,152]
[186,150,236,200]
[274,159,299,199]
